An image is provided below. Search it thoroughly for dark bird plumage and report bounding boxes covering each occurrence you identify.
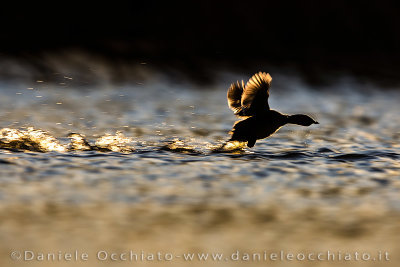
[227,72,318,148]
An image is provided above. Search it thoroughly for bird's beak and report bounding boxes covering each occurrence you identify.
[314,121,319,124]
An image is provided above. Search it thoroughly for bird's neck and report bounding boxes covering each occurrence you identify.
[286,114,309,126]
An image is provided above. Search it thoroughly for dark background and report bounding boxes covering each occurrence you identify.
[1,1,399,85]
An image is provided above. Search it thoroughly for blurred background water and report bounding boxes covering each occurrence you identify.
[1,1,400,266]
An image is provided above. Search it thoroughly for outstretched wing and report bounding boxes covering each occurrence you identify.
[241,72,272,115]
[227,80,244,114]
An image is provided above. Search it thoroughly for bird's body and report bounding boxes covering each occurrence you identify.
[227,72,318,148]
[230,110,287,147]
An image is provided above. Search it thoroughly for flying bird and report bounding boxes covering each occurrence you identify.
[227,72,318,148]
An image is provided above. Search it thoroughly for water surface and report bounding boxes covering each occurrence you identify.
[1,74,399,266]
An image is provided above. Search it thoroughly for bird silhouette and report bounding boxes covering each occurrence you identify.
[227,72,318,148]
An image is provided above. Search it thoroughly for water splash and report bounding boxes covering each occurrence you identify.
[211,140,247,153]
[68,133,93,151]
[0,127,66,152]
[94,131,133,152]
[0,127,245,154]
[160,139,201,154]
[0,128,134,153]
